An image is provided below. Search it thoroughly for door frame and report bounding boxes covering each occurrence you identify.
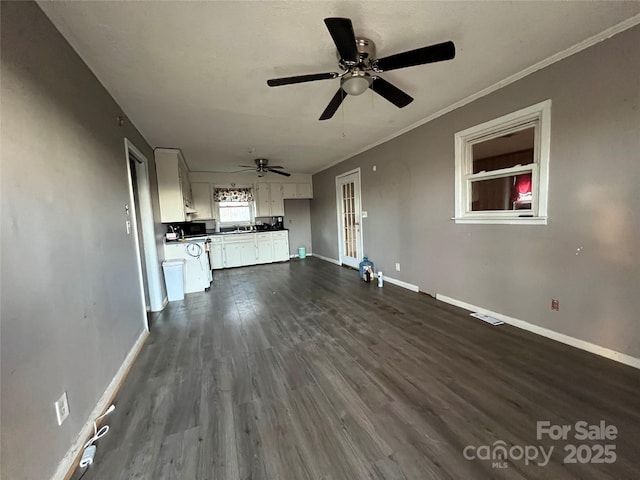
[124,139,163,330]
[335,167,363,268]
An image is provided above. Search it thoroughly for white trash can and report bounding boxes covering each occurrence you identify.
[162,259,186,302]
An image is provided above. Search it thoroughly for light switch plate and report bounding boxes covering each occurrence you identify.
[362,211,368,218]
[55,391,70,426]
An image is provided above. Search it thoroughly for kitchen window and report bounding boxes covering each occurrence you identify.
[213,187,255,226]
[454,100,551,224]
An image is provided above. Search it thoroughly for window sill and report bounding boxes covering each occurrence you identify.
[452,216,548,225]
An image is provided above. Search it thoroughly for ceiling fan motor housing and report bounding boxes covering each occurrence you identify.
[338,37,376,70]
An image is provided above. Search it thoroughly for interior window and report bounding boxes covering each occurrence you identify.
[454,100,551,224]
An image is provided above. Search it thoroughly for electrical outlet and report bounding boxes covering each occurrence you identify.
[395,263,401,271]
[551,299,559,311]
[55,392,70,426]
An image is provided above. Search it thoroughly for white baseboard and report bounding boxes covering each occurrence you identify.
[382,275,420,293]
[290,253,313,259]
[435,294,640,370]
[147,296,168,312]
[313,253,342,266]
[51,329,149,480]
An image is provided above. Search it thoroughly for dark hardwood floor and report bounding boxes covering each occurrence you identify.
[72,258,640,480]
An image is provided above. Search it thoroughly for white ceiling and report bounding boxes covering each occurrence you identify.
[38,1,640,174]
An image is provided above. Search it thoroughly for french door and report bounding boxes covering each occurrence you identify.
[336,169,363,269]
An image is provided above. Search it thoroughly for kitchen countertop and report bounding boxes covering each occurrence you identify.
[208,228,288,236]
[164,229,288,244]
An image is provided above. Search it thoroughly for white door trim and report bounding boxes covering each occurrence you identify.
[335,168,363,269]
[125,139,163,330]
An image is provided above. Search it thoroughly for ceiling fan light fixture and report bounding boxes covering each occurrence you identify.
[341,71,372,96]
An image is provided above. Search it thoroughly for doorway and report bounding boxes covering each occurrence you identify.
[336,168,363,269]
[125,139,163,330]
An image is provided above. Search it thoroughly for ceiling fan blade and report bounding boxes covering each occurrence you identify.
[267,168,291,177]
[319,89,346,120]
[267,165,284,169]
[239,165,257,168]
[370,77,413,108]
[376,41,455,72]
[324,17,358,62]
[267,72,338,87]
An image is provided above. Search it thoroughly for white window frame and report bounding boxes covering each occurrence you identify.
[213,184,256,227]
[454,100,551,225]
[215,201,255,227]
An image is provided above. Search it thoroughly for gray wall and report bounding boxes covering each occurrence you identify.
[0,3,162,479]
[284,199,312,256]
[311,26,640,358]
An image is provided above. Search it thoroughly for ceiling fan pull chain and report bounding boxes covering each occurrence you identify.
[341,99,346,138]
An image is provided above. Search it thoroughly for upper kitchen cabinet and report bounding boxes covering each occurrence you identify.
[155,148,196,223]
[255,182,284,217]
[191,182,215,220]
[282,182,313,199]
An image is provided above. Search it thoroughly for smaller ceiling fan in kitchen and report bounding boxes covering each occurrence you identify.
[238,158,291,177]
[266,17,456,120]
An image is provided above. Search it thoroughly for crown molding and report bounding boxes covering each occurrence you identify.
[314,14,640,175]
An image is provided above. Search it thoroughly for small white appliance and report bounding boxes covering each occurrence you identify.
[163,237,212,293]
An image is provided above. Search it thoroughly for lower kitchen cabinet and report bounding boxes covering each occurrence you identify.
[213,231,289,269]
[272,231,290,262]
[223,242,242,268]
[222,236,255,268]
[240,241,256,266]
[210,238,224,270]
[256,233,273,264]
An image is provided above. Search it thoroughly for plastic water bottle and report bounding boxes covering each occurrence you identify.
[377,271,383,287]
[359,257,374,281]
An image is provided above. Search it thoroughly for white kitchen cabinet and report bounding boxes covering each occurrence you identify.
[256,233,273,264]
[240,241,256,266]
[163,241,211,293]
[255,183,271,217]
[272,231,290,262]
[282,182,313,199]
[255,182,284,217]
[191,182,214,220]
[223,235,255,268]
[210,237,224,270]
[223,242,242,268]
[211,230,289,268]
[270,184,284,216]
[297,183,313,199]
[155,148,194,222]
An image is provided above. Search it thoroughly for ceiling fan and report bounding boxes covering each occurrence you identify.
[267,17,456,120]
[238,158,291,177]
